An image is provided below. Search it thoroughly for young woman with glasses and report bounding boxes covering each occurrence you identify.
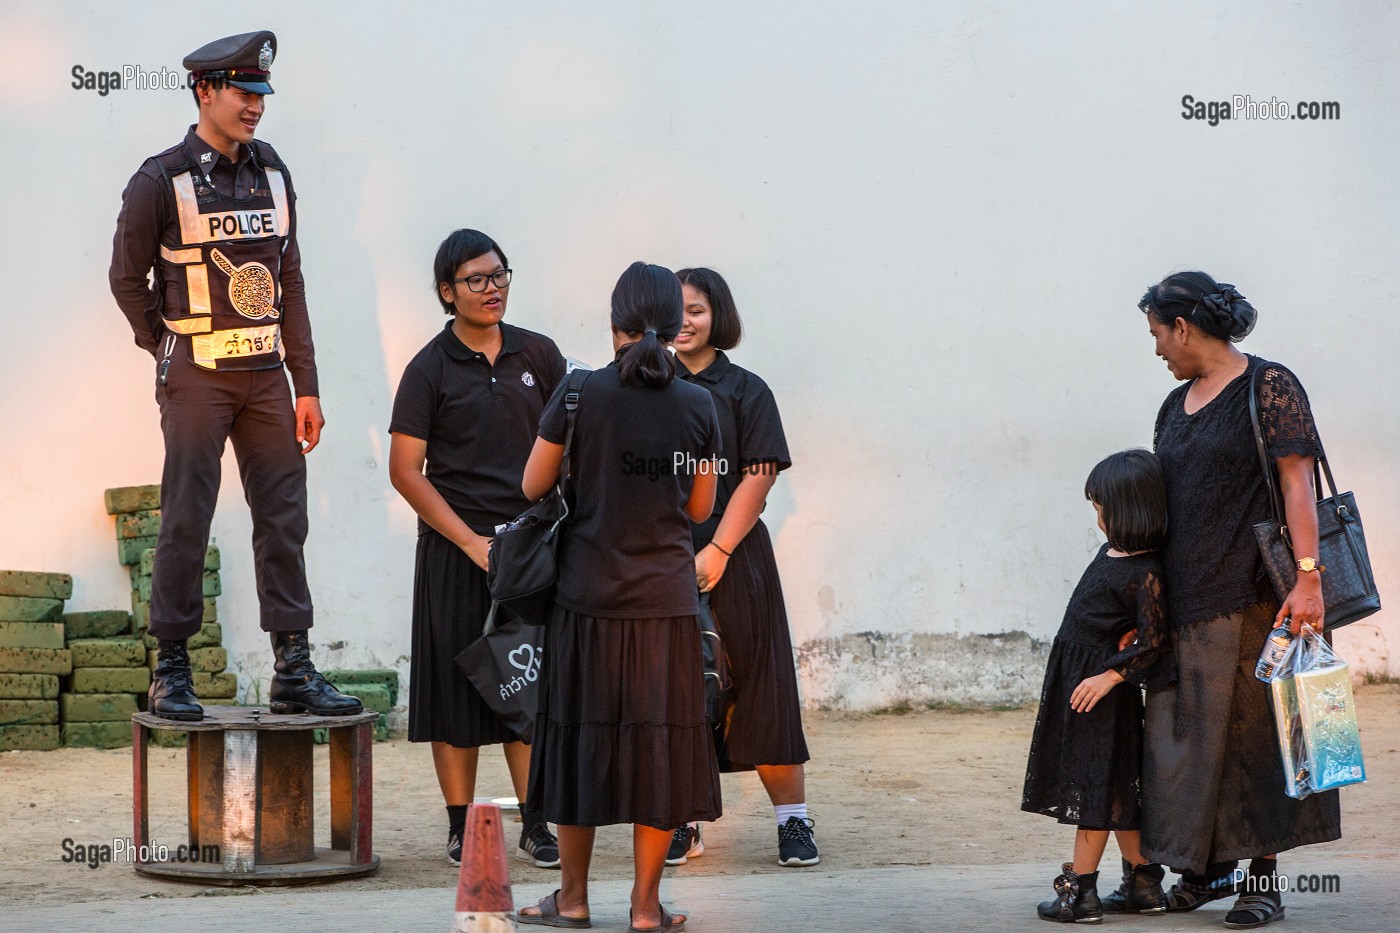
[388,229,565,870]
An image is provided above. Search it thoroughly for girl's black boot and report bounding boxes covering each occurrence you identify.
[1038,864,1103,923]
[1103,858,1166,913]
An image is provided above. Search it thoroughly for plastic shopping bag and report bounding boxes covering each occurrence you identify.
[1270,628,1366,799]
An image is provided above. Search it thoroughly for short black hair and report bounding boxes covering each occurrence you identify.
[1084,449,1168,553]
[433,229,508,314]
[612,261,682,389]
[676,267,743,351]
[1138,270,1257,343]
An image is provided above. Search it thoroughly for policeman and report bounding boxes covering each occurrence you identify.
[109,31,360,720]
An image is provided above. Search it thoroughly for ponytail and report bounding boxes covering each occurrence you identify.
[610,261,683,389]
[618,329,676,388]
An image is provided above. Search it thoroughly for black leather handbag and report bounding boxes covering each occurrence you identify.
[1248,367,1380,630]
[487,369,588,626]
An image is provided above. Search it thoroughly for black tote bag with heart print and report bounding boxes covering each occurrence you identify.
[455,601,545,743]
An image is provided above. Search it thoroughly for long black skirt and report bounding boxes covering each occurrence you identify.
[408,528,523,747]
[707,519,810,768]
[1141,602,1342,873]
[527,609,723,830]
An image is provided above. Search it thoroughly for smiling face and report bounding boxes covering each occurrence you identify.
[674,283,713,354]
[1147,313,1196,381]
[198,84,265,152]
[440,251,509,328]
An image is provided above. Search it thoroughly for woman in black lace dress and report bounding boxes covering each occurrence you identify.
[1022,449,1172,923]
[1136,271,1340,930]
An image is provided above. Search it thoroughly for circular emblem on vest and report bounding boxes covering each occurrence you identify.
[521,372,535,387]
[210,248,278,320]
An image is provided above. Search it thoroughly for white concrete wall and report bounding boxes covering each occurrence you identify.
[2,1,1397,710]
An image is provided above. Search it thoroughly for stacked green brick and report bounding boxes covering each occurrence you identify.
[313,669,398,744]
[59,608,147,749]
[102,485,239,748]
[0,571,74,751]
[104,485,237,702]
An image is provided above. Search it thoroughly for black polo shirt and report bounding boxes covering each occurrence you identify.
[679,351,792,546]
[540,361,720,619]
[390,320,566,535]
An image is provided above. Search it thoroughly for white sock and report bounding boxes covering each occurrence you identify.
[775,803,808,827]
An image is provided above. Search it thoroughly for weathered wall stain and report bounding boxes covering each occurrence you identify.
[795,631,1049,709]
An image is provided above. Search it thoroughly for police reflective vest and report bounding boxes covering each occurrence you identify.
[152,140,290,371]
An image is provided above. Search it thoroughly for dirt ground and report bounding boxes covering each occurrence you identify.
[1,685,1395,908]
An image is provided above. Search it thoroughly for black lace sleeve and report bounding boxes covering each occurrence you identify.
[1258,364,1320,461]
[1106,568,1169,687]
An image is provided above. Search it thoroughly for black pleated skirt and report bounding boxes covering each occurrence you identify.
[706,519,810,768]
[527,609,723,830]
[408,528,523,747]
[1141,602,1342,873]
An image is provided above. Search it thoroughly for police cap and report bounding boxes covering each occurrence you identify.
[184,31,277,95]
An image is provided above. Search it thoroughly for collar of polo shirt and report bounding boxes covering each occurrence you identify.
[439,319,526,361]
[686,348,733,383]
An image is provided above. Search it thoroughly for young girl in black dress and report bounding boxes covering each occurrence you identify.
[1021,449,1172,923]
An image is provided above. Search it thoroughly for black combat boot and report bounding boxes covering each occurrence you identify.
[1101,857,1167,913]
[150,638,204,721]
[268,631,363,715]
[1037,864,1103,923]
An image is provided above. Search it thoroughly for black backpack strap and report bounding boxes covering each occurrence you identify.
[558,368,591,513]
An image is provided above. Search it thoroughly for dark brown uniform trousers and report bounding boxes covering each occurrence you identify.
[148,354,312,640]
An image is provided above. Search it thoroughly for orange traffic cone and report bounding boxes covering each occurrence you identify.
[451,803,516,932]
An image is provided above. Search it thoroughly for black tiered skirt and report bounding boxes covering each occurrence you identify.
[527,609,723,830]
[407,528,522,747]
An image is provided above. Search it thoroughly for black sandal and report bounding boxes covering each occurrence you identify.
[1223,894,1284,929]
[1165,874,1239,911]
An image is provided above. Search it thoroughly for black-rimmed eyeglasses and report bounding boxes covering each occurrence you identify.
[453,270,513,292]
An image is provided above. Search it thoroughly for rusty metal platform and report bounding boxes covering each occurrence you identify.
[131,705,380,884]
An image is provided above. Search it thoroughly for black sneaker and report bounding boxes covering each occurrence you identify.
[777,816,820,867]
[516,821,561,868]
[665,824,704,866]
[447,829,463,867]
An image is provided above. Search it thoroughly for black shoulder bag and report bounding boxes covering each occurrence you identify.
[1248,367,1380,630]
[487,368,589,626]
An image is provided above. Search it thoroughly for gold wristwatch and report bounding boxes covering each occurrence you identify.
[1296,557,1325,573]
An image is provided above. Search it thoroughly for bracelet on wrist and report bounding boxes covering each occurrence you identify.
[710,542,733,557]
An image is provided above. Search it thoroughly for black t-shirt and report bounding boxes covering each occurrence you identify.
[389,320,566,535]
[540,360,721,619]
[679,351,791,547]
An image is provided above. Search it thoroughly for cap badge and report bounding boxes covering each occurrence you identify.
[258,41,274,71]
